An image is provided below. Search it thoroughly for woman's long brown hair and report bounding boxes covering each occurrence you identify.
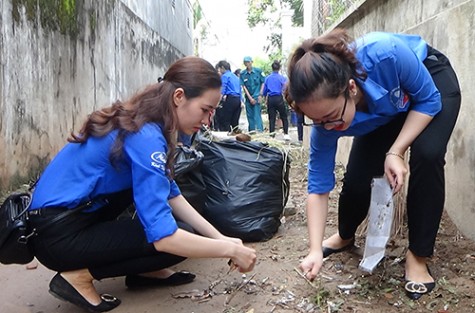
[285,28,366,113]
[68,56,221,176]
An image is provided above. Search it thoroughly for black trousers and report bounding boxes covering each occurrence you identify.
[296,112,304,141]
[213,106,222,131]
[217,95,241,132]
[338,46,461,257]
[30,189,191,280]
[267,95,289,134]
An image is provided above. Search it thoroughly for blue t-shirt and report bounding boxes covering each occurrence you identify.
[308,32,441,194]
[220,70,241,97]
[263,72,287,97]
[31,123,181,243]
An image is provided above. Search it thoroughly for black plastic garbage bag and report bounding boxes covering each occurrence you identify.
[174,146,207,214]
[195,139,290,242]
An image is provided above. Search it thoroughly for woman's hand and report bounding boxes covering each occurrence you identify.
[219,235,255,272]
[154,229,256,272]
[384,154,408,193]
[301,193,329,281]
[384,111,433,193]
[229,244,257,273]
[299,250,324,281]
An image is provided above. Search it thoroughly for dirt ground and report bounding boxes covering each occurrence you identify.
[1,142,475,313]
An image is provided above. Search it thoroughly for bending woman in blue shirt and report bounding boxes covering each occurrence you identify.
[29,56,257,312]
[285,29,460,300]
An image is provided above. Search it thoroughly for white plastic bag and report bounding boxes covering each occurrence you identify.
[359,177,394,273]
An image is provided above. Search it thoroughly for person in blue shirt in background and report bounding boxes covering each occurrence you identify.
[215,60,242,133]
[262,60,290,140]
[240,56,265,132]
[28,56,257,312]
[285,28,460,300]
[234,69,245,120]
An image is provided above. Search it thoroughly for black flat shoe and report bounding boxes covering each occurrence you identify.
[322,239,355,258]
[404,280,435,300]
[49,273,121,312]
[404,265,436,300]
[125,271,196,289]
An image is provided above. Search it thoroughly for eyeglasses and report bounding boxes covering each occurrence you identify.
[302,90,348,128]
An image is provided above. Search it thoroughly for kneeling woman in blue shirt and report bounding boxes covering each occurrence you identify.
[286,29,460,300]
[29,56,256,312]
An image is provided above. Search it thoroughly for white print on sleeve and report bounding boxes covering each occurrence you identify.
[151,151,167,171]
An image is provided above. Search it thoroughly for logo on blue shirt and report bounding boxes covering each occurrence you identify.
[390,87,409,109]
[151,151,166,171]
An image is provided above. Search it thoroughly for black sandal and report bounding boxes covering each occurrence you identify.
[49,273,121,312]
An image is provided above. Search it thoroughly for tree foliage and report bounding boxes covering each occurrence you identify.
[246,0,303,63]
[286,0,304,26]
[247,0,275,28]
[325,0,347,25]
[247,0,303,28]
[192,1,202,29]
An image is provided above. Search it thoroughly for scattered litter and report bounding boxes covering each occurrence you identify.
[172,289,211,300]
[225,272,258,305]
[337,282,359,291]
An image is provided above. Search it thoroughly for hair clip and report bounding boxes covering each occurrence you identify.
[157,77,164,83]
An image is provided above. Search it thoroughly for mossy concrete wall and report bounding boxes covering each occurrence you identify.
[0,0,192,193]
[311,0,475,240]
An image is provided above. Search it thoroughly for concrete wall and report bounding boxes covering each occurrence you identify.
[311,0,475,240]
[120,0,193,54]
[0,0,193,193]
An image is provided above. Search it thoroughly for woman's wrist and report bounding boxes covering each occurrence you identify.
[385,151,405,160]
[222,241,238,259]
